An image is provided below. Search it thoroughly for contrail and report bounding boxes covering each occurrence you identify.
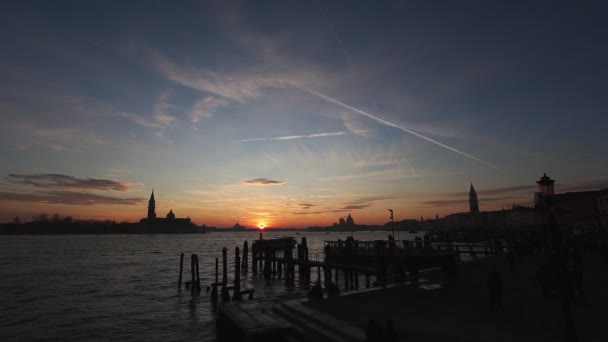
[235,131,349,143]
[403,156,417,177]
[302,87,499,170]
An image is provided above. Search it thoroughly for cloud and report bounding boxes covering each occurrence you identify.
[242,178,286,186]
[292,211,326,215]
[298,203,315,209]
[0,190,145,206]
[8,173,132,191]
[191,95,229,123]
[422,196,526,207]
[146,48,283,102]
[340,204,373,210]
[236,131,351,143]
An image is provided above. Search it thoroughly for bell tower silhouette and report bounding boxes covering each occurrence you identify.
[469,183,479,213]
[147,190,156,219]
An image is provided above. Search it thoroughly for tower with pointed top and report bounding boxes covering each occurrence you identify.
[469,183,479,213]
[147,190,156,219]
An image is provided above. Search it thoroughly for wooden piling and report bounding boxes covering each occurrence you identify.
[212,257,218,299]
[233,247,242,301]
[178,252,184,290]
[242,241,249,270]
[252,244,258,273]
[194,254,201,293]
[190,254,196,296]
[221,247,230,302]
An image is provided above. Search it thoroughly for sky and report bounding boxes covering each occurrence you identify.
[1,1,607,228]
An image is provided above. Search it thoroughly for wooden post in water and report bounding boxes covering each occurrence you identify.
[252,243,258,273]
[233,247,242,301]
[221,247,230,302]
[194,254,201,293]
[190,254,196,296]
[178,252,184,290]
[277,251,283,278]
[286,247,294,280]
[212,257,218,300]
[242,241,249,271]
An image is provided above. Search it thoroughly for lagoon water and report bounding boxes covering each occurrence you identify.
[0,230,416,341]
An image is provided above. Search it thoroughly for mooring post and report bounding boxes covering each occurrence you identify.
[233,247,242,301]
[194,254,201,293]
[264,248,272,279]
[277,253,283,278]
[212,257,218,299]
[178,252,184,290]
[252,243,258,273]
[286,247,294,280]
[344,269,350,291]
[242,240,249,271]
[366,274,370,288]
[221,247,230,302]
[190,254,196,296]
[355,271,359,289]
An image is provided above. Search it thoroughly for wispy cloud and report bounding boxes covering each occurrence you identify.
[301,87,500,170]
[146,48,283,102]
[8,173,132,191]
[236,131,352,143]
[242,178,286,186]
[190,95,229,123]
[0,190,145,206]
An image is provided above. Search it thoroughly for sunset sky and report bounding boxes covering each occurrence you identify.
[1,1,607,227]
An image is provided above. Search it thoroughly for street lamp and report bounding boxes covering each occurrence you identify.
[388,209,394,239]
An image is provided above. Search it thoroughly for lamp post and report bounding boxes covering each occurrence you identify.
[388,209,394,239]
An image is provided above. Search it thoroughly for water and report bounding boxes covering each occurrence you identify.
[0,230,415,341]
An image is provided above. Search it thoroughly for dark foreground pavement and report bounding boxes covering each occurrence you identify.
[305,254,608,341]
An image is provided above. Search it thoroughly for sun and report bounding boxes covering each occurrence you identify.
[257,222,266,230]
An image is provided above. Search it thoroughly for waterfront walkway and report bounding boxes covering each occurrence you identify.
[305,253,608,341]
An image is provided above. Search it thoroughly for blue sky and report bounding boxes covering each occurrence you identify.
[1,1,607,227]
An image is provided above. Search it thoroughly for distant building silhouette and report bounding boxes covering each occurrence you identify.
[166,209,175,219]
[138,190,196,233]
[233,222,247,230]
[534,173,607,228]
[346,213,355,226]
[147,190,156,219]
[445,182,536,229]
[469,183,479,213]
